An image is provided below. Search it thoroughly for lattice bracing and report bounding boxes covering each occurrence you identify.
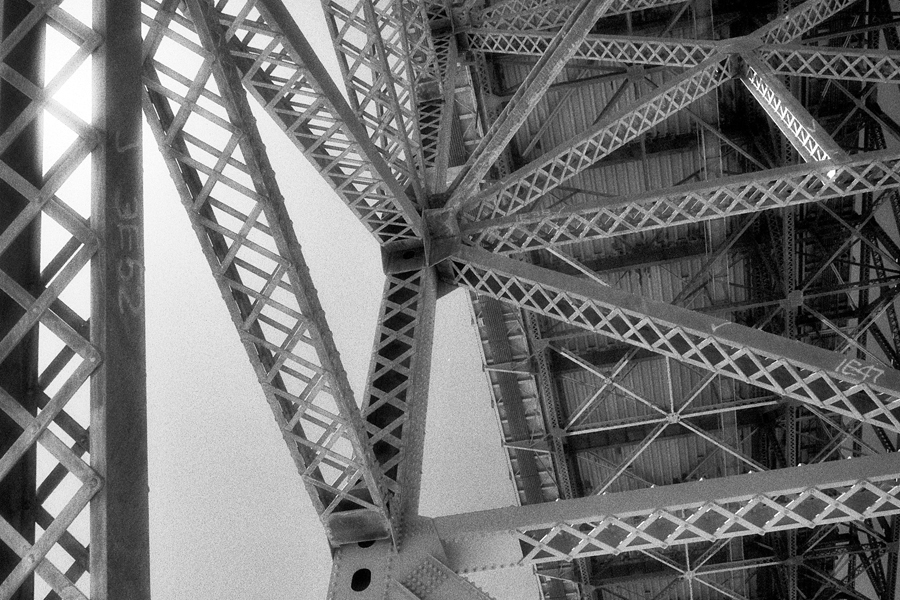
[398,0,442,101]
[742,55,845,163]
[183,0,424,246]
[446,246,900,433]
[141,0,391,543]
[360,267,435,538]
[434,453,900,566]
[464,30,719,69]
[762,44,900,83]
[465,150,900,253]
[320,0,425,197]
[468,0,688,32]
[462,55,735,220]
[417,31,456,193]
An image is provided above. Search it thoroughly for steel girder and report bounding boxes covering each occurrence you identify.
[0,0,149,598]
[761,44,900,83]
[142,0,395,543]
[419,34,457,194]
[468,0,688,32]
[202,0,424,246]
[434,453,900,568]
[446,246,900,433]
[359,265,436,541]
[464,150,900,254]
[740,53,846,163]
[464,30,721,69]
[465,31,900,84]
[465,0,856,40]
[320,0,430,199]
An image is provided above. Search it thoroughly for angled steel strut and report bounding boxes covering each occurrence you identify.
[446,246,900,433]
[142,0,392,544]
[213,0,424,246]
[9,0,900,598]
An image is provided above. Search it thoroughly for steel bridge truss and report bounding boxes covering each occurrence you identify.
[4,0,900,600]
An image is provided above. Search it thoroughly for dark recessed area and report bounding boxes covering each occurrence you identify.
[350,568,371,592]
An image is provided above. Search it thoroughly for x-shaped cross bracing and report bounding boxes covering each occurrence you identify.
[5,0,900,598]
[140,0,900,597]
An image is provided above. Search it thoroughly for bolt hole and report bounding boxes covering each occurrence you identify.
[357,540,375,548]
[351,568,372,592]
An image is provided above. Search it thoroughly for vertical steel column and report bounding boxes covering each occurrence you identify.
[90,0,149,597]
[358,263,436,541]
[0,2,41,598]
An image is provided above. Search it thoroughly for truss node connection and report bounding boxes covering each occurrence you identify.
[7,0,900,598]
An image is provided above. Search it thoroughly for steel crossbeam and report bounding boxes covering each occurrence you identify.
[468,0,687,32]
[445,246,900,433]
[464,31,900,84]
[459,55,735,220]
[741,54,846,163]
[464,30,720,69]
[142,0,392,544]
[434,453,900,569]
[446,0,621,208]
[463,150,900,254]
[319,0,426,198]
[359,266,436,538]
[200,0,424,246]
[762,44,900,83]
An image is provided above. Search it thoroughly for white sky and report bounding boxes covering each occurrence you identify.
[140,1,539,598]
